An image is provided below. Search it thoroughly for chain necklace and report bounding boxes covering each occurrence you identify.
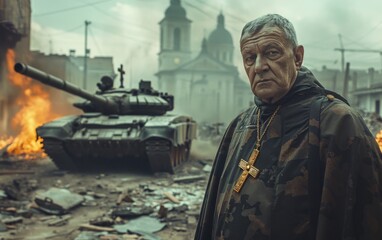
[233,105,281,193]
[256,105,280,148]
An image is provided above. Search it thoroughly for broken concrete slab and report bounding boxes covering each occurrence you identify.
[46,214,72,226]
[74,231,109,240]
[111,205,154,219]
[113,216,166,234]
[0,190,7,199]
[34,187,85,215]
[172,175,205,183]
[1,216,23,224]
[89,216,114,227]
[202,164,212,172]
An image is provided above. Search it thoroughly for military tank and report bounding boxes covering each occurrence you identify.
[14,63,197,173]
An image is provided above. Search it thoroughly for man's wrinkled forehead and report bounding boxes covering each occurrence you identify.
[240,26,289,48]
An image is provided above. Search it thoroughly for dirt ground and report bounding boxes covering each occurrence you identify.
[0,140,218,240]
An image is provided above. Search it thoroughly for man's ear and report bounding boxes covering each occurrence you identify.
[294,45,304,70]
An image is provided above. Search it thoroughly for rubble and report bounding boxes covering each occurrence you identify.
[173,175,206,183]
[80,224,116,232]
[113,216,166,234]
[46,214,72,226]
[0,157,213,239]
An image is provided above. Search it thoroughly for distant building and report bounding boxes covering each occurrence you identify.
[311,65,382,115]
[29,50,115,112]
[351,68,382,114]
[66,51,115,93]
[156,0,253,125]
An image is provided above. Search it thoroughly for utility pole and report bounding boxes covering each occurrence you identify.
[334,47,382,72]
[337,34,345,72]
[343,62,350,100]
[83,20,91,89]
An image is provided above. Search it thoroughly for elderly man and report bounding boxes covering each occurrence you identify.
[195,14,382,240]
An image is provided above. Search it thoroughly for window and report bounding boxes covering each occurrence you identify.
[174,28,181,50]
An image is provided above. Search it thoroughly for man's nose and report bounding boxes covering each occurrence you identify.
[254,55,269,73]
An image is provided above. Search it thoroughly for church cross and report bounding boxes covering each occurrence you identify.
[233,144,261,193]
[118,64,125,88]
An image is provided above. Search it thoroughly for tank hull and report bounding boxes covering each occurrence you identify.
[37,113,197,173]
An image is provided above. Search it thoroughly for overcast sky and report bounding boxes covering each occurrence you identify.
[30,0,382,85]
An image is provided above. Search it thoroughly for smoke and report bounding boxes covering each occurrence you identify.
[190,139,219,161]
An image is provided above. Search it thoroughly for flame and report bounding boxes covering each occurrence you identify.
[376,130,382,152]
[0,49,58,159]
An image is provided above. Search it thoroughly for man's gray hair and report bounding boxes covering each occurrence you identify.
[240,14,298,48]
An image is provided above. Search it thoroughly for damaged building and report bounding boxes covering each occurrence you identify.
[0,0,31,135]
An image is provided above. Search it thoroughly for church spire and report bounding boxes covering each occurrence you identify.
[217,11,225,29]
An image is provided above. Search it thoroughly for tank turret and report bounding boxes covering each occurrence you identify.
[14,63,173,115]
[13,63,197,173]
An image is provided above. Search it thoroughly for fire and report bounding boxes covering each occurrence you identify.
[0,49,58,159]
[376,130,382,152]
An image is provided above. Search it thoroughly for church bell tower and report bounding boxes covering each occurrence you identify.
[158,0,192,71]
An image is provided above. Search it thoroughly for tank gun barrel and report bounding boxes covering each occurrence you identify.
[14,63,109,108]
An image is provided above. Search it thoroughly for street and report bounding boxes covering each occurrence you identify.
[0,140,218,240]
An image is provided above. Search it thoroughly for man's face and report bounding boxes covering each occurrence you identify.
[240,26,304,103]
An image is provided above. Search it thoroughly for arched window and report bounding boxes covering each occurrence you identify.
[174,28,181,50]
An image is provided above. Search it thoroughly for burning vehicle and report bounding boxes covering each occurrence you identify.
[12,62,197,173]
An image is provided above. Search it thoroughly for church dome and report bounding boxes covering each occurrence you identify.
[208,13,233,45]
[165,0,187,19]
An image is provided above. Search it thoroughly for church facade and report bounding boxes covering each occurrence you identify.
[156,0,253,125]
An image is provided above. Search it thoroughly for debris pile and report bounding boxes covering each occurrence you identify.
[0,159,213,239]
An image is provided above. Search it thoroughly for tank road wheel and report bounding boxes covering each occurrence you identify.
[175,146,180,167]
[42,139,78,171]
[184,141,192,161]
[182,144,187,162]
[172,146,177,167]
[179,144,185,165]
[145,139,175,173]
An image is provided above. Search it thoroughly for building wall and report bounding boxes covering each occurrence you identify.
[29,51,115,115]
[159,65,244,125]
[158,17,191,72]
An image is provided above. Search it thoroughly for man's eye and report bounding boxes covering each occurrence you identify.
[245,55,256,65]
[265,50,280,59]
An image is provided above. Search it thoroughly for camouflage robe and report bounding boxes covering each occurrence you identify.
[195,67,382,240]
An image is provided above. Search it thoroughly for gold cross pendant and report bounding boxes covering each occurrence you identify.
[233,147,260,193]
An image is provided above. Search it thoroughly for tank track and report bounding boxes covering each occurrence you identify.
[43,138,191,174]
[145,139,191,174]
[42,139,78,171]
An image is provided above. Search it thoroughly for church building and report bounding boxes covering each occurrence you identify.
[156,0,253,125]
